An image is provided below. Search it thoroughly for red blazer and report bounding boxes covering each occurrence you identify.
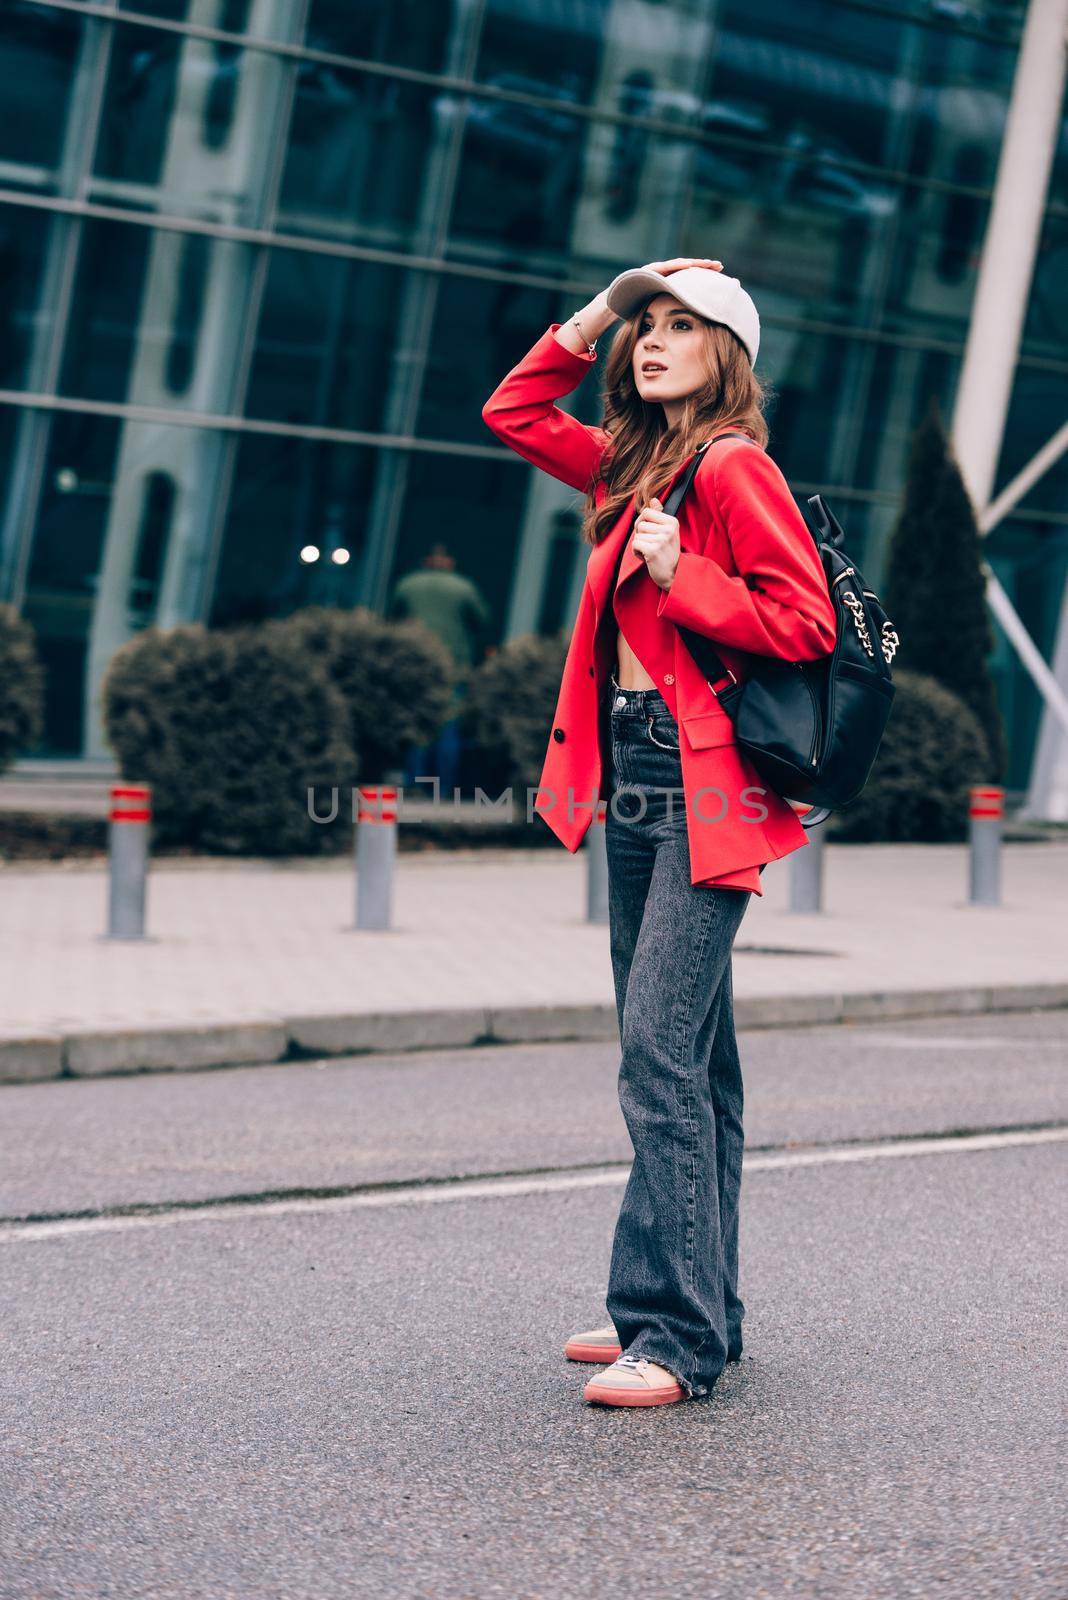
[481,324,837,891]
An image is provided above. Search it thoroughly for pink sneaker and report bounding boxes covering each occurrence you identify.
[564,1325,622,1363]
[583,1354,686,1407]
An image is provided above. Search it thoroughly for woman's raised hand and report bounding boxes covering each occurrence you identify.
[639,257,723,276]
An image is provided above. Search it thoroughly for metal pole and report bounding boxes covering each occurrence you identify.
[951,0,1068,512]
[968,786,1004,907]
[787,818,827,913]
[586,801,609,923]
[948,0,1068,821]
[355,783,398,930]
[106,783,151,940]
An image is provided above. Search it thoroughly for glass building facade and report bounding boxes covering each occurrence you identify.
[1,0,1065,784]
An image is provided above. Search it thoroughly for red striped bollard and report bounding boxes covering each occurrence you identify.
[107,782,152,939]
[355,783,399,929]
[968,785,1003,907]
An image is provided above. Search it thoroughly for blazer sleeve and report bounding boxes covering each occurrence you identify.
[481,324,612,493]
[655,442,837,660]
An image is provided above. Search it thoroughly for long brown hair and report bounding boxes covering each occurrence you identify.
[583,309,771,547]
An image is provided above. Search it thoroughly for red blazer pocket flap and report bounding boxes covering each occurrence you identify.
[681,709,738,750]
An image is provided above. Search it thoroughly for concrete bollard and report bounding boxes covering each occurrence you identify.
[787,816,827,913]
[355,783,398,929]
[107,783,151,940]
[586,801,609,923]
[968,785,1004,907]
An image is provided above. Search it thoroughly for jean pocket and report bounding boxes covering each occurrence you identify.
[645,714,681,752]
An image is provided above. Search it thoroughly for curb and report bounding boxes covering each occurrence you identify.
[2,982,1067,1086]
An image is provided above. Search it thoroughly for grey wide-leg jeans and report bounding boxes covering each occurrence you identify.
[603,679,753,1399]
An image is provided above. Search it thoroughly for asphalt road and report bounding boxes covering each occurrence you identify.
[1,1010,1066,1599]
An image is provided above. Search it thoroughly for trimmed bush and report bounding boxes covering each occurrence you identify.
[882,399,1006,779]
[101,622,356,854]
[464,633,569,792]
[830,668,990,842]
[271,606,455,781]
[0,604,45,770]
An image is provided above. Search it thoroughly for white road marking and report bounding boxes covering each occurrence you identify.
[856,1034,1067,1050]
[2,1125,1066,1243]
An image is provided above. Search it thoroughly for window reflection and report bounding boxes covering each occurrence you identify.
[22,413,120,752]
[57,217,251,411]
[210,434,373,626]
[0,1,81,181]
[129,471,175,625]
[0,0,1062,786]
[93,18,290,223]
[244,253,402,434]
[94,22,182,192]
[278,66,433,242]
[0,206,53,390]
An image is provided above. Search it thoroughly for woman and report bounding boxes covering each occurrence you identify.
[481,259,837,1409]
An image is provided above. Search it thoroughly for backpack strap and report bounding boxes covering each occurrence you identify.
[660,435,755,702]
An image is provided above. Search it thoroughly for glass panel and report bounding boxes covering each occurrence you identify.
[0,1,83,186]
[994,363,1068,514]
[21,408,236,752]
[92,18,291,224]
[276,65,435,243]
[27,413,118,599]
[416,271,560,448]
[985,518,1068,787]
[243,252,401,435]
[93,20,185,194]
[704,1,1015,188]
[58,217,253,411]
[89,19,445,244]
[118,0,456,73]
[117,0,194,21]
[683,144,988,345]
[56,219,153,403]
[448,88,598,267]
[755,335,961,535]
[0,204,57,390]
[389,450,509,641]
[21,411,122,755]
[476,0,619,112]
[305,0,454,73]
[449,106,988,342]
[1020,209,1068,363]
[209,433,374,626]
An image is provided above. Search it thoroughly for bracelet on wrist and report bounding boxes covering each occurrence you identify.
[571,312,597,356]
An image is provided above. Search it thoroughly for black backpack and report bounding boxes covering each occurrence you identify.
[662,437,899,828]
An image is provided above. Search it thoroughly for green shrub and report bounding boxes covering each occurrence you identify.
[101,622,355,854]
[464,633,569,792]
[830,668,990,842]
[0,604,45,770]
[271,606,455,781]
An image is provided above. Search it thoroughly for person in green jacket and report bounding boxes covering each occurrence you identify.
[387,543,491,795]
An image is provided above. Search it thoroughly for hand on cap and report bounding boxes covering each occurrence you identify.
[639,257,723,276]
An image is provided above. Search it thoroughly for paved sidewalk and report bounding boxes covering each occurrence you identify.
[1,842,1066,1082]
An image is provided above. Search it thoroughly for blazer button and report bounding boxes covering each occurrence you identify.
[663,673,675,684]
[588,665,595,677]
[553,727,565,742]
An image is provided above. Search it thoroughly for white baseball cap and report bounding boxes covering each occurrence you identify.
[605,265,760,367]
